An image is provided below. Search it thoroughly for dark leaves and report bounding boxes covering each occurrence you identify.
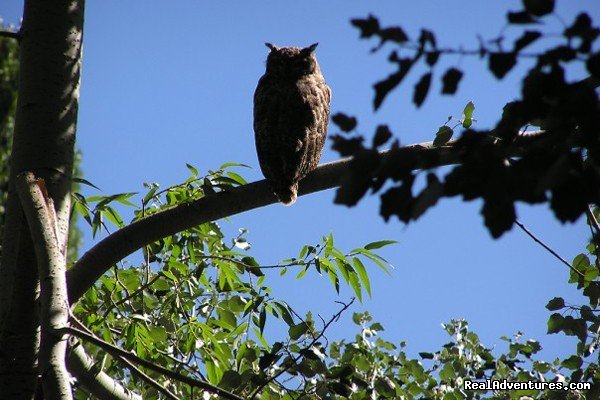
[514,30,542,52]
[489,52,517,79]
[412,173,443,220]
[351,15,379,38]
[425,51,440,67]
[564,13,599,53]
[380,175,415,223]
[413,72,432,107]
[433,126,453,146]
[372,125,393,148]
[330,135,364,157]
[331,113,357,132]
[441,68,463,94]
[351,15,409,54]
[587,52,600,78]
[481,198,515,239]
[335,150,381,206]
[546,297,565,311]
[379,27,409,44]
[338,9,600,240]
[507,11,538,24]
[523,0,554,17]
[537,46,576,66]
[418,29,436,49]
[373,58,414,110]
[564,13,593,39]
[550,176,588,222]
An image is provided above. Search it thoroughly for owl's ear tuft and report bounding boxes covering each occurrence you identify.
[300,43,319,56]
[265,43,279,52]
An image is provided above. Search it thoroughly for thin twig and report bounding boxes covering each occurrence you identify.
[0,30,21,40]
[585,205,600,268]
[514,219,583,278]
[587,206,600,234]
[63,326,244,400]
[249,298,356,399]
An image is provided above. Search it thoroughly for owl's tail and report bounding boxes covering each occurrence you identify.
[274,182,298,206]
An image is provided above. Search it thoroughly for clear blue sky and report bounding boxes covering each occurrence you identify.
[3,1,599,362]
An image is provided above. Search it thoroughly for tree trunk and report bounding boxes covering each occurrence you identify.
[0,1,84,398]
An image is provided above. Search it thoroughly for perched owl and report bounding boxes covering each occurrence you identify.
[254,42,331,205]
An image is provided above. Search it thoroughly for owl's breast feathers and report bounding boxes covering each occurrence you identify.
[254,72,331,204]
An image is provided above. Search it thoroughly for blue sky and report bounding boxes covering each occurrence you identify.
[3,1,599,362]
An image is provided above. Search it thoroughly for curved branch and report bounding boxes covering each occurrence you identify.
[64,326,244,400]
[67,135,541,302]
[67,342,142,400]
[69,317,179,400]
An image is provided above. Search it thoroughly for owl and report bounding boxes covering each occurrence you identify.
[254,42,331,205]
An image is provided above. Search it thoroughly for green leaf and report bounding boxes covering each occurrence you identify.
[327,365,354,379]
[148,326,167,342]
[547,313,563,334]
[462,101,475,128]
[72,177,101,191]
[289,322,309,340]
[324,233,334,257]
[258,308,266,334]
[142,184,159,205]
[226,171,247,185]
[102,206,124,228]
[545,297,565,311]
[219,370,242,390]
[353,258,372,297]
[433,125,453,146]
[348,271,362,302]
[298,244,309,260]
[217,307,237,329]
[273,301,295,326]
[561,355,582,370]
[358,249,392,275]
[219,162,251,169]
[370,322,384,331]
[296,265,309,280]
[162,269,178,282]
[364,240,397,250]
[254,327,269,349]
[186,163,199,177]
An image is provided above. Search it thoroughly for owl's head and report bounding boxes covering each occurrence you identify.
[264,43,320,78]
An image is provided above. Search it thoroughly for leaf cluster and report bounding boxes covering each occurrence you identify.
[335,3,600,238]
[72,166,396,398]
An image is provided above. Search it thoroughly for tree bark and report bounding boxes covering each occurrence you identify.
[0,0,84,398]
[68,341,142,400]
[16,173,72,400]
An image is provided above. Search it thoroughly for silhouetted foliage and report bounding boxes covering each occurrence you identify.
[335,5,600,239]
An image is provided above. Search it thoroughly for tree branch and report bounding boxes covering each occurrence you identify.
[249,298,356,399]
[67,134,545,302]
[0,30,21,40]
[69,316,180,400]
[514,219,582,277]
[16,172,72,399]
[67,341,142,400]
[63,326,244,400]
